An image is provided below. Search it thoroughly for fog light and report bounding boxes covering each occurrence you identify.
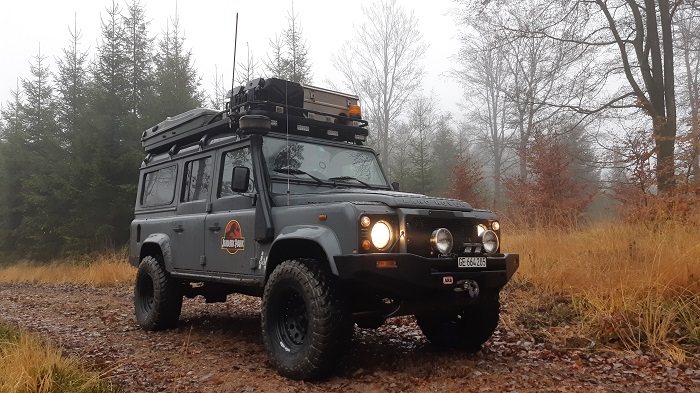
[430,228,453,254]
[481,230,499,255]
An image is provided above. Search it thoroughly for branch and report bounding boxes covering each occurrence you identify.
[536,92,638,115]
[596,0,651,111]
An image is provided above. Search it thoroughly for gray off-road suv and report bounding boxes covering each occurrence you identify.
[130,77,519,380]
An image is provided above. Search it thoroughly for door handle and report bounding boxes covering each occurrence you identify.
[208,224,221,232]
[173,225,184,233]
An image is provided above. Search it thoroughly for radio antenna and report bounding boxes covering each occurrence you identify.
[231,13,239,92]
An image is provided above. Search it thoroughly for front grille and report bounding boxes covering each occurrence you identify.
[405,215,478,257]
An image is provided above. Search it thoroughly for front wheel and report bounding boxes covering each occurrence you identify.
[261,259,351,380]
[417,296,500,352]
[134,255,183,331]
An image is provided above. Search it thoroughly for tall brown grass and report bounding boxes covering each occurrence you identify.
[504,221,700,360]
[0,324,115,393]
[0,250,135,286]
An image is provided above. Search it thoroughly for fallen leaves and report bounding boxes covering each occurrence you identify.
[0,282,698,393]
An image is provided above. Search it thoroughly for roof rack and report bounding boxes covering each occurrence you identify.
[141,78,368,154]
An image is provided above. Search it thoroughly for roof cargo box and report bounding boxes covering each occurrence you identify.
[230,78,304,114]
[302,84,359,122]
[141,108,224,154]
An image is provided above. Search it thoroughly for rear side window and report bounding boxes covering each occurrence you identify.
[141,165,177,206]
[182,157,213,202]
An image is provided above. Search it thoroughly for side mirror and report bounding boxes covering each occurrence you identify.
[391,181,400,191]
[231,166,251,193]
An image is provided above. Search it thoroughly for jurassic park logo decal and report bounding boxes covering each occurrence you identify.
[221,220,245,255]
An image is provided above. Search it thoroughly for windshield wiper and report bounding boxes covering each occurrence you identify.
[327,176,372,188]
[273,167,324,185]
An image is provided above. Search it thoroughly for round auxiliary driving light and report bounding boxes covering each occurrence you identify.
[371,221,392,250]
[481,230,499,255]
[430,228,454,254]
[491,221,500,231]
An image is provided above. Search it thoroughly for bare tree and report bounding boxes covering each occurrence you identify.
[592,0,681,192]
[331,0,426,173]
[488,0,695,192]
[675,7,700,183]
[455,0,599,208]
[454,25,513,209]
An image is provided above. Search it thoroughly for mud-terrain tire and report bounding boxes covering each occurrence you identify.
[261,259,352,380]
[417,296,500,352]
[134,255,183,331]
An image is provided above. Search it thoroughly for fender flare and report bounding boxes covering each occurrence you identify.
[140,233,174,271]
[270,225,343,275]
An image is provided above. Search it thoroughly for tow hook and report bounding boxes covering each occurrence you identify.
[454,279,480,298]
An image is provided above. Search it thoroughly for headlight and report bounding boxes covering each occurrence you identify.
[430,228,453,254]
[481,230,499,255]
[371,221,392,250]
[477,224,488,236]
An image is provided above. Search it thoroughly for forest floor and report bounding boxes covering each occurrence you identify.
[0,282,698,393]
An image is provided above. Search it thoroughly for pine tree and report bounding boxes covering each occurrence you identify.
[431,114,460,196]
[0,86,26,256]
[406,96,436,195]
[148,15,203,123]
[55,14,88,147]
[283,10,312,84]
[10,50,66,258]
[264,10,312,84]
[90,0,131,138]
[123,0,153,132]
[70,0,136,250]
[234,42,261,86]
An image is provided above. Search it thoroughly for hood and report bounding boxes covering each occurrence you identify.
[272,188,473,212]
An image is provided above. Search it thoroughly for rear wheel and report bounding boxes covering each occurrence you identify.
[134,255,183,331]
[417,296,500,352]
[261,259,352,380]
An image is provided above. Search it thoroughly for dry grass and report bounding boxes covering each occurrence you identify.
[503,221,700,358]
[0,323,115,393]
[505,221,700,294]
[0,250,134,286]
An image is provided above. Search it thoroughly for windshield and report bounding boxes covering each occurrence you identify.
[262,137,388,187]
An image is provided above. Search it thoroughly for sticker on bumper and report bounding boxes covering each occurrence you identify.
[443,276,454,285]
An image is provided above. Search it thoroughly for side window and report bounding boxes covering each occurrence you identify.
[181,156,213,202]
[219,147,254,197]
[141,165,177,206]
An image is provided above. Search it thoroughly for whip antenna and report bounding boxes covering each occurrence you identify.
[231,13,239,93]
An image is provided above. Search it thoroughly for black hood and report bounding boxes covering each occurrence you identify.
[272,188,473,212]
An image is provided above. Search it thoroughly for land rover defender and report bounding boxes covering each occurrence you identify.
[130,77,519,380]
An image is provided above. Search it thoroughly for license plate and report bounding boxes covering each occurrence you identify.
[458,257,486,268]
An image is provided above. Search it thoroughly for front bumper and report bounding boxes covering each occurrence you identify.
[334,253,519,299]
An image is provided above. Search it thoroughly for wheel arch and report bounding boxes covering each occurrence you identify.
[138,233,174,271]
[266,225,342,279]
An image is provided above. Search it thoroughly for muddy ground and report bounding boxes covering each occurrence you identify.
[0,283,697,392]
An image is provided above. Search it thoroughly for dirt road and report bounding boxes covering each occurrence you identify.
[0,283,697,392]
